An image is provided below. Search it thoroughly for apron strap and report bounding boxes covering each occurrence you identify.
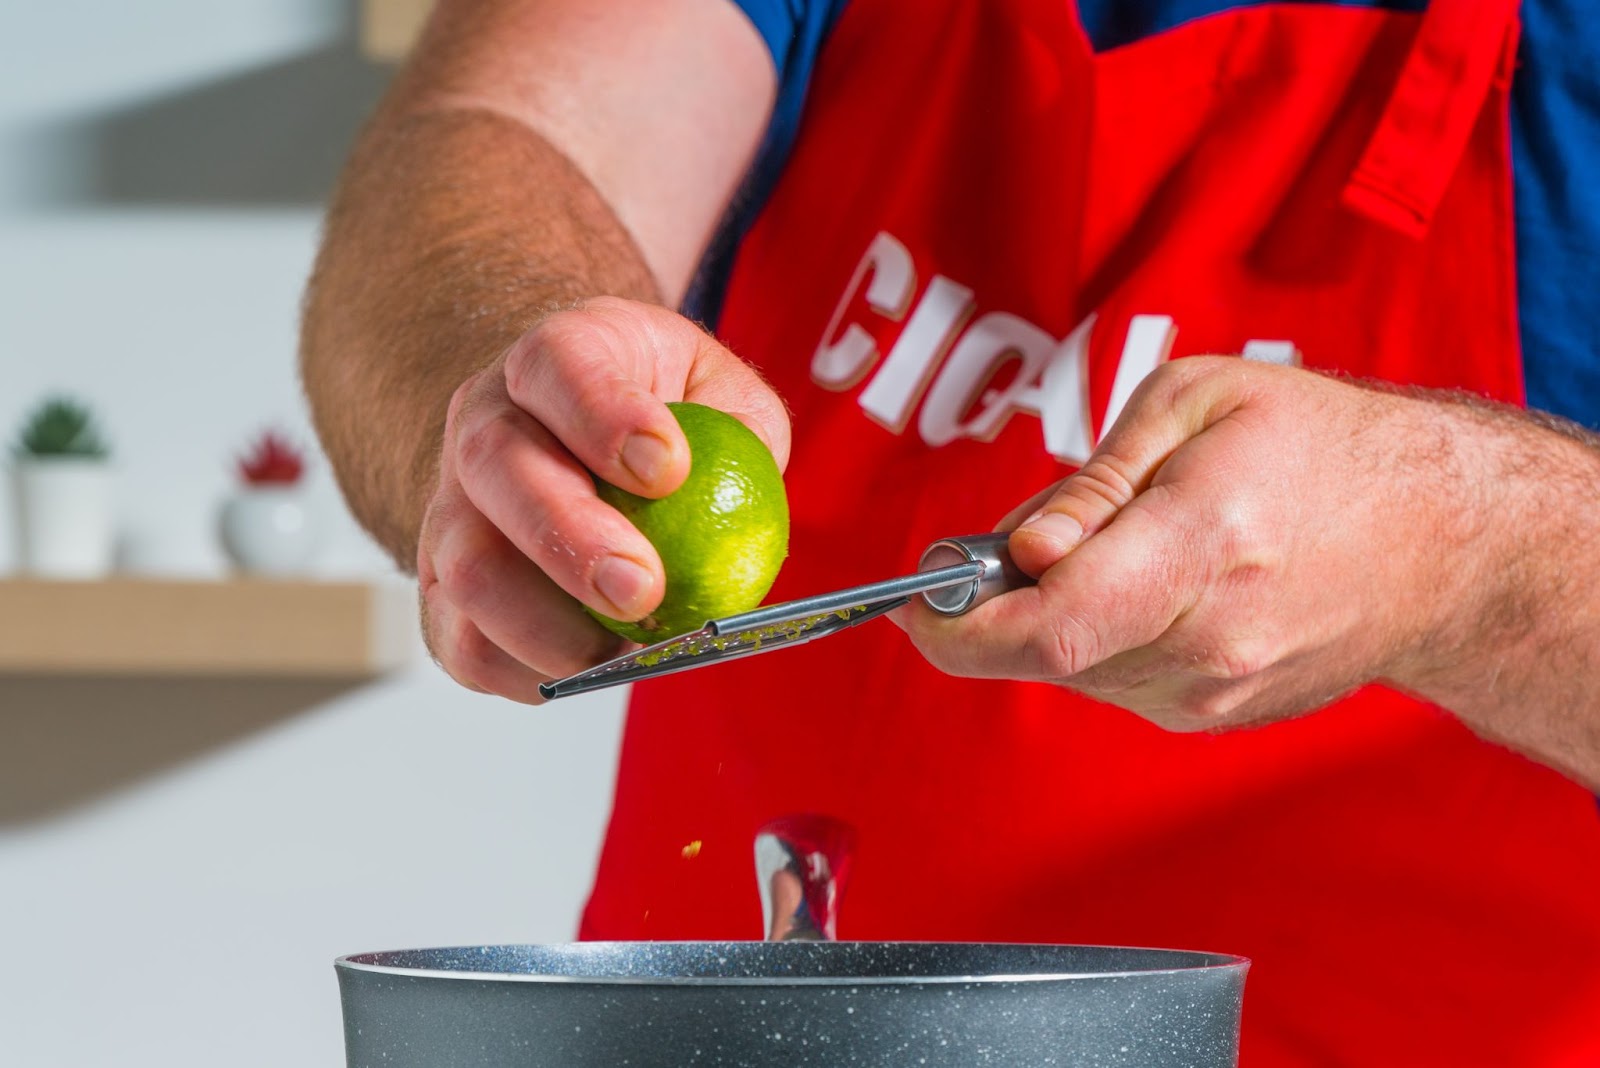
[1341,0,1521,239]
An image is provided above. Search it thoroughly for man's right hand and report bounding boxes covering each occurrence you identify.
[301,0,780,701]
[416,296,790,704]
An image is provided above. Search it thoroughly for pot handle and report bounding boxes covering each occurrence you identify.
[754,814,856,941]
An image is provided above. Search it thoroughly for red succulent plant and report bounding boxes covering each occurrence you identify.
[237,430,305,486]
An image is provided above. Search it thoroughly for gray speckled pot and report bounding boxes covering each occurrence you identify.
[336,942,1247,1067]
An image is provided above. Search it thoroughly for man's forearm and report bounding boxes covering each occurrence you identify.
[1389,396,1600,787]
[300,103,660,568]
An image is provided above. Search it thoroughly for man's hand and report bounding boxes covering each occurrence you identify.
[418,297,790,703]
[895,357,1600,781]
[299,0,780,702]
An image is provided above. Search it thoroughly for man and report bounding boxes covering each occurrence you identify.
[302,0,1600,1062]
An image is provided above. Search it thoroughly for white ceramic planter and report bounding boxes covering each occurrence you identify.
[12,457,116,579]
[219,486,320,577]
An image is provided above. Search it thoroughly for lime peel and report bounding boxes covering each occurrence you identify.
[588,402,789,645]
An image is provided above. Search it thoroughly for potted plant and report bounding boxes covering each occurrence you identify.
[218,429,320,576]
[11,396,115,578]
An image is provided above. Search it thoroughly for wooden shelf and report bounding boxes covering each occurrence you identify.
[0,578,415,678]
[361,0,434,61]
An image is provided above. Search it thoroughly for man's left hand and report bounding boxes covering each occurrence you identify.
[894,356,1496,732]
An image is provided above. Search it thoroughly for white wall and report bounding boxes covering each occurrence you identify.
[0,3,628,1065]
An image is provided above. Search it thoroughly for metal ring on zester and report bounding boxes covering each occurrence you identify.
[916,533,1027,616]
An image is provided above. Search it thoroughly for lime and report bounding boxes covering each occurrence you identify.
[590,401,789,643]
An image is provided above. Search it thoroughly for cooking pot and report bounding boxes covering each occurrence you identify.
[336,817,1247,1066]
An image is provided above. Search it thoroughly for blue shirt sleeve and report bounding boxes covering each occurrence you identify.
[681,0,851,328]
[1512,0,1600,431]
[727,0,812,67]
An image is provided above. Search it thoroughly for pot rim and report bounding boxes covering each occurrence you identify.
[335,941,1250,986]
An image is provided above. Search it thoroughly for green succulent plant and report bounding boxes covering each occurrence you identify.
[14,396,110,459]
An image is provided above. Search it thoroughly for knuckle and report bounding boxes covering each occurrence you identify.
[445,624,503,693]
[1207,494,1278,570]
[444,371,482,434]
[1192,637,1276,681]
[1210,498,1255,560]
[512,311,645,440]
[453,406,522,485]
[433,534,495,611]
[1142,356,1198,399]
[1032,612,1097,679]
[579,294,641,320]
[1145,355,1224,411]
[1164,354,1227,387]
[501,331,549,407]
[521,306,613,364]
[453,626,497,680]
[1176,681,1249,727]
[507,310,606,399]
[1064,457,1140,511]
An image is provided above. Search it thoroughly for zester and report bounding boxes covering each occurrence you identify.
[539,532,1030,700]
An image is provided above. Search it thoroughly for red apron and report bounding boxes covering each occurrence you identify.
[582,2,1600,1062]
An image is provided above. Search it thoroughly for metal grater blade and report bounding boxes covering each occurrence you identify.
[538,559,985,700]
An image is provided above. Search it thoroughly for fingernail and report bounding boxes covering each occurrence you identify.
[1018,511,1083,550]
[621,432,672,488]
[595,556,653,618]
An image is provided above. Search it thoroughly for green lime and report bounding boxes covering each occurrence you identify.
[590,401,789,643]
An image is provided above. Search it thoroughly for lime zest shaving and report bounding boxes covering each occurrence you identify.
[627,604,873,671]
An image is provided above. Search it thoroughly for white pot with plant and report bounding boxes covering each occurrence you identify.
[218,430,320,577]
[11,396,115,579]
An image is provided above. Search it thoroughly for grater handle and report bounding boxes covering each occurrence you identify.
[916,532,1032,616]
